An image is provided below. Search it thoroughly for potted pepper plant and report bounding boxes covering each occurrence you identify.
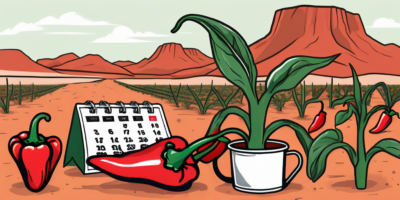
[162,14,340,193]
[306,64,400,189]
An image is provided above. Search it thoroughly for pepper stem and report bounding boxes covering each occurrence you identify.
[24,112,51,145]
[193,141,219,161]
[163,128,248,172]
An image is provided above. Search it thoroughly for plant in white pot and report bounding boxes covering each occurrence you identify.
[162,14,340,194]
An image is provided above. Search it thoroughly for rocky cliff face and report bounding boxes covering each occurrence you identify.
[37,53,79,68]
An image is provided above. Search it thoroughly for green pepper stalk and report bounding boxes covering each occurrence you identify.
[24,113,51,145]
[165,14,340,171]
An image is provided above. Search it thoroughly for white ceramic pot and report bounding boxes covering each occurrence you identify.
[213,139,303,194]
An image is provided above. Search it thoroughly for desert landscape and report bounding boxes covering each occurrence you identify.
[1,4,400,200]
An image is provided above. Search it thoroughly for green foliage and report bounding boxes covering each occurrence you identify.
[18,81,22,105]
[212,86,240,109]
[0,78,13,113]
[169,84,181,107]
[271,92,292,111]
[187,80,214,114]
[292,81,325,118]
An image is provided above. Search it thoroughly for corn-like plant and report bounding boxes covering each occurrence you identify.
[0,78,13,113]
[187,80,214,114]
[169,84,182,107]
[212,86,240,108]
[271,92,292,111]
[18,81,22,105]
[292,81,325,118]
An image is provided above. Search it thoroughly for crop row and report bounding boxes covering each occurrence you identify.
[115,79,400,116]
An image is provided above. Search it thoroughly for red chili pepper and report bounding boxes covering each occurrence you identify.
[197,128,228,163]
[8,113,62,192]
[87,137,199,191]
[308,102,327,133]
[370,111,392,133]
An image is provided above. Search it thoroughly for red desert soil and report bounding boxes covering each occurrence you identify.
[1,80,399,200]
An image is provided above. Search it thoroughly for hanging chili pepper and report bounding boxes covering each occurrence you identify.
[87,137,200,191]
[308,101,327,133]
[370,110,399,133]
[8,112,62,192]
[197,128,230,163]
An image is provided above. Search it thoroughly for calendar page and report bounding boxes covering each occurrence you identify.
[75,103,171,174]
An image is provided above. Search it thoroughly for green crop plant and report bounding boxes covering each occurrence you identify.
[169,84,182,107]
[187,80,214,114]
[271,92,292,111]
[31,83,34,102]
[212,85,240,108]
[18,81,22,105]
[292,81,325,118]
[0,78,13,113]
[307,64,400,189]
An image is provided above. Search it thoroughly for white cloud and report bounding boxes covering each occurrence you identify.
[369,18,400,28]
[45,32,95,35]
[36,12,114,26]
[0,22,42,35]
[91,26,168,43]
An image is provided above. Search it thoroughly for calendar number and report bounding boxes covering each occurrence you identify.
[94,129,99,135]
[96,152,107,155]
[96,145,106,151]
[139,137,148,143]
[124,137,133,143]
[127,144,135,150]
[95,137,103,143]
[108,129,114,135]
[138,130,146,135]
[153,130,161,135]
[155,137,163,142]
[110,137,119,143]
[112,145,122,151]
[124,130,130,135]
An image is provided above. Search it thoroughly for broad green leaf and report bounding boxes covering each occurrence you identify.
[366,139,400,163]
[171,14,257,97]
[264,54,340,95]
[335,105,355,126]
[331,95,355,108]
[349,64,362,112]
[307,129,356,182]
[206,107,250,137]
[264,119,312,155]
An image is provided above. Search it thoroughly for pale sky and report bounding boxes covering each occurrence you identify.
[0,0,399,63]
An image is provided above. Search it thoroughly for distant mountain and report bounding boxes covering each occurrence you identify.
[37,53,79,68]
[0,49,58,73]
[124,43,214,75]
[51,54,134,78]
[113,61,135,67]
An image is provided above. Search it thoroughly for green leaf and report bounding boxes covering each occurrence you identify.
[331,95,355,108]
[363,82,391,109]
[366,139,400,163]
[206,107,250,136]
[212,87,228,108]
[264,54,340,95]
[366,105,389,121]
[171,14,257,97]
[264,119,312,155]
[304,98,322,110]
[349,64,362,112]
[335,104,355,126]
[307,129,356,182]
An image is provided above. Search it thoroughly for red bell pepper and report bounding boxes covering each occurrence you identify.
[87,137,199,191]
[308,102,327,133]
[370,110,399,133]
[197,128,229,163]
[8,112,62,192]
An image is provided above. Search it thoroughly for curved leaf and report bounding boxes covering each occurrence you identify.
[366,105,389,122]
[335,104,356,126]
[264,119,312,155]
[307,129,356,182]
[331,95,355,108]
[264,54,340,96]
[171,14,257,98]
[366,139,400,163]
[205,106,250,137]
[362,82,391,110]
[349,64,362,112]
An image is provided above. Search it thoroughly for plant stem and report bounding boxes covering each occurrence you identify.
[248,98,267,149]
[329,78,333,108]
[355,116,367,189]
[24,113,51,144]
[355,160,367,189]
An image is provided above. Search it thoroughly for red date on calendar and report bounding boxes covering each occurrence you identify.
[149,116,157,121]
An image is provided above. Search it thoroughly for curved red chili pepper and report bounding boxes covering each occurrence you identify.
[370,111,392,133]
[8,113,62,192]
[197,128,228,163]
[87,136,199,191]
[308,102,327,133]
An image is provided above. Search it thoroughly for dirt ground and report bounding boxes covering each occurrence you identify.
[1,79,400,200]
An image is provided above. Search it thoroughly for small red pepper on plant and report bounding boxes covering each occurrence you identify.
[87,137,200,191]
[369,110,400,133]
[8,112,62,192]
[308,102,327,133]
